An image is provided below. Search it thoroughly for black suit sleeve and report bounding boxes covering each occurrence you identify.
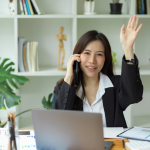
[118,54,143,111]
[52,81,76,110]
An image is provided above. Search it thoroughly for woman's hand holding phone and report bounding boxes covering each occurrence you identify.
[64,54,81,85]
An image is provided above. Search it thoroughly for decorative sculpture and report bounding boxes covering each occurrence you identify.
[56,26,67,71]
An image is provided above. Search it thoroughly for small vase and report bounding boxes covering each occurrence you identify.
[8,0,15,15]
[91,1,95,13]
[84,1,91,13]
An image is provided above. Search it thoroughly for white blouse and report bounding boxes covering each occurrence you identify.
[76,72,114,127]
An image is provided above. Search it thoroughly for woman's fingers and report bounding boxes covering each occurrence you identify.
[120,24,125,35]
[134,17,139,31]
[68,54,80,62]
[70,54,81,64]
[127,16,133,28]
[131,15,136,29]
[67,54,81,67]
[136,23,143,34]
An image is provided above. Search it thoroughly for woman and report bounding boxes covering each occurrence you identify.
[52,15,143,128]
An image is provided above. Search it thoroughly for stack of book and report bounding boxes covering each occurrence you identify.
[137,0,150,14]
[19,0,41,15]
[18,37,39,72]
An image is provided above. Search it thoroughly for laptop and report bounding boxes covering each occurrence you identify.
[31,109,113,150]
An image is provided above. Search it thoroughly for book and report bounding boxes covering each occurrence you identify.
[137,0,145,14]
[32,42,36,72]
[19,0,24,15]
[25,0,31,15]
[35,42,39,71]
[31,0,41,15]
[30,42,34,72]
[147,0,150,14]
[30,0,38,14]
[126,139,150,150]
[137,0,141,14]
[117,126,150,141]
[23,44,28,72]
[144,0,147,14]
[33,42,39,71]
[28,0,34,15]
[18,38,26,72]
[27,42,32,72]
[141,0,145,14]
[22,0,28,15]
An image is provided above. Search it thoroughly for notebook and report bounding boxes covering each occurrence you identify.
[126,139,150,150]
[117,126,150,141]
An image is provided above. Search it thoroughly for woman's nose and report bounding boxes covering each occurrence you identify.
[89,55,96,64]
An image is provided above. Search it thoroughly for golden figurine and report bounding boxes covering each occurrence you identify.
[56,26,67,71]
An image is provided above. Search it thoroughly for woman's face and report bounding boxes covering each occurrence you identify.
[80,40,105,78]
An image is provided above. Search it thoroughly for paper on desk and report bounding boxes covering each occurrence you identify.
[103,127,124,138]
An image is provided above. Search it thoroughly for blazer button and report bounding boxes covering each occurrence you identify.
[64,101,67,104]
[67,89,69,93]
[137,80,139,82]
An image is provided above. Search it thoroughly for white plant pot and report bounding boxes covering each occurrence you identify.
[91,1,95,13]
[84,1,91,13]
[8,0,15,15]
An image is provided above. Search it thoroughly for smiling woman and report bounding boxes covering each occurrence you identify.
[52,15,143,128]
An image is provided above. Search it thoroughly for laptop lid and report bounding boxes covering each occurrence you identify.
[31,109,105,150]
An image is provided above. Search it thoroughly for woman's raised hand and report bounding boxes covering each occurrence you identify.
[64,54,81,85]
[120,15,143,59]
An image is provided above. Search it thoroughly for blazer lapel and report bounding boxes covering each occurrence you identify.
[102,87,115,127]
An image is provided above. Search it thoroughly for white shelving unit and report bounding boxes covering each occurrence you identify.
[0,0,150,128]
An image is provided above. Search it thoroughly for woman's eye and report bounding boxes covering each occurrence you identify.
[97,54,102,56]
[85,52,90,55]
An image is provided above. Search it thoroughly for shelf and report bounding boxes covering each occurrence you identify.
[77,14,132,18]
[77,14,150,18]
[1,14,150,19]
[14,67,66,76]
[0,14,15,18]
[12,66,150,76]
[17,14,74,18]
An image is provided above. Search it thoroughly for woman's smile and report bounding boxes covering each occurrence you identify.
[86,66,97,72]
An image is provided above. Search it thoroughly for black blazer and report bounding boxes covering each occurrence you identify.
[52,55,143,128]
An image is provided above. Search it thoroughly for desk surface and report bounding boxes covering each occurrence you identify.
[105,138,130,150]
[19,129,130,150]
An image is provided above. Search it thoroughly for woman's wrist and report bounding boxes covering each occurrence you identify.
[64,76,73,86]
[122,46,134,60]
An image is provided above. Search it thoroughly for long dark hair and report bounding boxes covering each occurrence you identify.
[57,30,114,101]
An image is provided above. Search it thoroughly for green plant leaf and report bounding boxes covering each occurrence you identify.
[42,93,53,109]
[0,121,7,128]
[15,109,32,117]
[0,58,29,109]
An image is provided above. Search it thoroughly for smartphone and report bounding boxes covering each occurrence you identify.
[73,61,79,85]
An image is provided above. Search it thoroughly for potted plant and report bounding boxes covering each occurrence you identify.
[0,58,29,127]
[110,0,126,14]
[0,93,54,128]
[83,0,96,15]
